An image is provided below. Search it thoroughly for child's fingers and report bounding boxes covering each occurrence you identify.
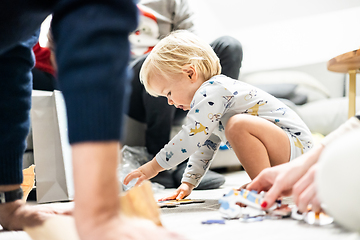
[175,190,186,200]
[158,190,180,201]
[123,171,141,185]
[134,176,147,186]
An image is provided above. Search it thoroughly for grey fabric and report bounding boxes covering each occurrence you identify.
[254,83,308,105]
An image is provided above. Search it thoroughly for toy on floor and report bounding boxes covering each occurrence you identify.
[219,189,278,219]
[291,207,333,225]
[219,188,333,226]
[201,219,225,225]
[158,199,205,208]
[21,164,35,202]
[119,181,163,226]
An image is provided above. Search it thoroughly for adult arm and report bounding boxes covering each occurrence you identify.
[171,0,196,32]
[248,115,360,209]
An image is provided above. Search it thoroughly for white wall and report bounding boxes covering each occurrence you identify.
[189,0,360,73]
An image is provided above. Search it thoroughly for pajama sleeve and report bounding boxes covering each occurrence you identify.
[182,133,221,187]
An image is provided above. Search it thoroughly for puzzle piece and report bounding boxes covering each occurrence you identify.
[21,164,35,202]
[158,199,205,208]
[120,181,162,226]
[219,189,277,219]
[291,207,333,225]
[201,219,225,224]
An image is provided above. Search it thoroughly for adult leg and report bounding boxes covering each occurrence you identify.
[141,84,180,188]
[0,35,62,230]
[128,55,178,157]
[32,67,58,91]
[225,114,291,180]
[210,36,243,79]
[126,55,177,188]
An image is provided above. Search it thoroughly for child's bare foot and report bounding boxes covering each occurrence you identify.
[0,200,72,230]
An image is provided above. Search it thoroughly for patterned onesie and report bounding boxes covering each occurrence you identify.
[155,75,313,187]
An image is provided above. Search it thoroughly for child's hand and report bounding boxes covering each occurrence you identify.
[123,159,164,186]
[123,168,148,187]
[158,182,195,201]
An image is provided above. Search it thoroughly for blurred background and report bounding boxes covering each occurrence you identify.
[189,0,360,74]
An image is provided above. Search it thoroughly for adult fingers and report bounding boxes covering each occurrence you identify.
[295,182,317,213]
[260,179,286,209]
[247,170,273,192]
[310,196,322,213]
[293,166,316,207]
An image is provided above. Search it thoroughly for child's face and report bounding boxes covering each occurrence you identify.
[149,67,203,111]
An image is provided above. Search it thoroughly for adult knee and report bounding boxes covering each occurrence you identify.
[211,36,243,79]
[215,36,243,63]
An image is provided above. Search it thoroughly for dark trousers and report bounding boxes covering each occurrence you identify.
[126,36,243,156]
[0,0,137,185]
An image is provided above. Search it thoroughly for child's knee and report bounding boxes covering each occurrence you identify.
[225,115,251,139]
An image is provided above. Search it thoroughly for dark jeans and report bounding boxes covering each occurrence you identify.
[127,36,243,157]
[32,67,58,91]
[0,0,137,185]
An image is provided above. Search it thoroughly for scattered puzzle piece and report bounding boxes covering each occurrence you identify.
[160,199,205,204]
[158,201,180,208]
[219,189,277,219]
[120,181,162,226]
[201,219,225,224]
[21,164,35,202]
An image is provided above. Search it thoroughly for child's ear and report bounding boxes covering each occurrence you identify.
[182,65,196,82]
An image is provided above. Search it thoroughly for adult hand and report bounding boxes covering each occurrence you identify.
[292,163,321,213]
[0,200,72,230]
[247,145,324,209]
[246,163,298,208]
[158,182,195,201]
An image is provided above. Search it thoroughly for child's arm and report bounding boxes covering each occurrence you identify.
[123,158,165,186]
[159,135,221,201]
[182,134,221,187]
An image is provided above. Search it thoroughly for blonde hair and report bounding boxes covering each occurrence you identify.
[140,30,221,96]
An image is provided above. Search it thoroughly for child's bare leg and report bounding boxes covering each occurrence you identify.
[225,114,291,180]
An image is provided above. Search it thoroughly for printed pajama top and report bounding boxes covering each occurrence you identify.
[155,75,313,187]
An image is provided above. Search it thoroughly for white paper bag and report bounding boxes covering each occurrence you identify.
[31,90,74,203]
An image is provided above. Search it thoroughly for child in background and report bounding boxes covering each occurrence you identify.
[124,30,313,200]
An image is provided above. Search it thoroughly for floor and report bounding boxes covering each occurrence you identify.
[1,170,359,240]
